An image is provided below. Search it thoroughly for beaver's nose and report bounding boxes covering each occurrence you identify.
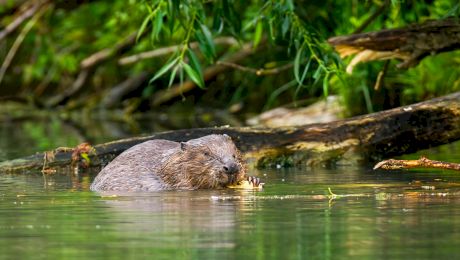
[223,163,239,175]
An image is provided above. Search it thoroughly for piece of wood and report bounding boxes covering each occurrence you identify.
[374,156,460,171]
[328,17,460,72]
[1,91,460,172]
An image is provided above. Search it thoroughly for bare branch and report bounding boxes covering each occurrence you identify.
[216,61,293,76]
[118,37,238,66]
[0,0,48,42]
[0,2,49,86]
[80,31,140,69]
[353,1,388,34]
[374,156,460,171]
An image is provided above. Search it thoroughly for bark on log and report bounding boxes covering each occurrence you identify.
[328,17,460,72]
[1,91,460,173]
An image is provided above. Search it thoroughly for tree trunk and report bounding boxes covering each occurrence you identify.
[1,91,459,173]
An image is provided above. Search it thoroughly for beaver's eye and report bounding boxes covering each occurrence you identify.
[204,152,210,156]
[232,154,236,159]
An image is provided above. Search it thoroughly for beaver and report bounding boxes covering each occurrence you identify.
[90,134,248,192]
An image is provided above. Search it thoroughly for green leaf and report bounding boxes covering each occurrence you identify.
[182,62,204,88]
[253,19,263,49]
[81,153,90,164]
[323,72,330,97]
[299,58,311,85]
[313,66,322,80]
[200,24,216,59]
[168,65,179,88]
[187,49,202,76]
[281,16,290,37]
[268,18,275,41]
[152,10,164,41]
[294,44,304,84]
[150,57,179,83]
[137,11,155,42]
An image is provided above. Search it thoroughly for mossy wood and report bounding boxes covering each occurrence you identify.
[1,91,459,173]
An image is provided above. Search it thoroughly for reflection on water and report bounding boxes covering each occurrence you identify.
[2,161,460,259]
[1,116,460,258]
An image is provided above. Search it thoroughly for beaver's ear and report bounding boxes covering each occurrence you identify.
[180,142,188,151]
[223,134,232,140]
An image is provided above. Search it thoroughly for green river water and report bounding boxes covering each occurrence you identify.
[1,116,460,259]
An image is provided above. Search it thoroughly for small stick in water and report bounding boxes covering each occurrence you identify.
[373,156,460,171]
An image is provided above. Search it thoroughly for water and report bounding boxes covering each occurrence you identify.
[1,117,460,259]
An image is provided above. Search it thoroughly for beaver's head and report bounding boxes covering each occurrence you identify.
[163,134,246,189]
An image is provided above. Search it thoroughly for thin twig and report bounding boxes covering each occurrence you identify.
[374,60,390,90]
[118,37,238,66]
[353,1,388,34]
[0,2,49,86]
[216,61,293,76]
[0,0,48,42]
[81,31,140,69]
[374,156,460,171]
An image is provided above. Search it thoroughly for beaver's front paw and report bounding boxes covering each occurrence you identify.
[227,176,264,189]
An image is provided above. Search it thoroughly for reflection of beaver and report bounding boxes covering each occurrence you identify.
[90,134,247,192]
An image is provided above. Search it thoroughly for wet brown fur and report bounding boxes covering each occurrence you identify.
[90,134,246,192]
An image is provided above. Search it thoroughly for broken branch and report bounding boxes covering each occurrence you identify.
[374,156,460,171]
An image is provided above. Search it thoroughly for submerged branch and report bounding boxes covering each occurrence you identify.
[374,156,460,171]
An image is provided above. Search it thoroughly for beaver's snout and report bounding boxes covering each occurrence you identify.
[223,162,239,175]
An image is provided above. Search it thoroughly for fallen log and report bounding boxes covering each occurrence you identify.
[328,17,460,73]
[1,91,459,173]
